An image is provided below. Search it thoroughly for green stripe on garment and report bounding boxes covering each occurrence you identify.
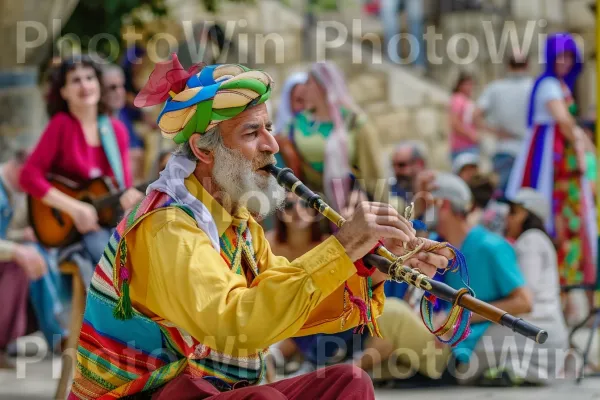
[143,359,187,392]
[78,346,139,382]
[126,203,142,228]
[76,361,119,391]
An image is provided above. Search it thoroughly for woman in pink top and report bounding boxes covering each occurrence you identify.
[19,56,144,288]
[449,73,479,161]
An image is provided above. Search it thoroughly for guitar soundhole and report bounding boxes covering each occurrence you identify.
[52,207,65,226]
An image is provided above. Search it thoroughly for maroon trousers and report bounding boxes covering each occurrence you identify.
[0,262,29,350]
[152,364,375,400]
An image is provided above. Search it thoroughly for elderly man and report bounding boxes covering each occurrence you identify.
[389,141,427,201]
[69,58,453,399]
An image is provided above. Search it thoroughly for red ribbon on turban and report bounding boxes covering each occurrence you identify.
[134,53,203,108]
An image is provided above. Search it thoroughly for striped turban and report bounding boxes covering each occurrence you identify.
[134,54,273,144]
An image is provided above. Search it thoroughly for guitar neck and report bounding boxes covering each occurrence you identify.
[92,182,150,211]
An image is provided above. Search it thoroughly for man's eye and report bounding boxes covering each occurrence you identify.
[246,131,258,138]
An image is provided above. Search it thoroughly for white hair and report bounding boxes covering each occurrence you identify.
[175,126,223,160]
[392,140,428,164]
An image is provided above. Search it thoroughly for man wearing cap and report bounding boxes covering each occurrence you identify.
[424,172,533,384]
[452,152,480,184]
[69,58,454,399]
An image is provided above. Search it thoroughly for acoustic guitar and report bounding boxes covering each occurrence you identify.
[28,175,150,248]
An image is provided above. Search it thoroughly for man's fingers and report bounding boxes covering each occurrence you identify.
[360,202,400,217]
[415,251,448,270]
[421,239,455,260]
[375,225,412,243]
[404,258,437,278]
[374,215,416,237]
[433,247,455,260]
[363,202,416,236]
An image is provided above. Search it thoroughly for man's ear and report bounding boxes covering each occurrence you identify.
[188,133,213,165]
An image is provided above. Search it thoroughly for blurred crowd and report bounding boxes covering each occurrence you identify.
[264,30,596,387]
[0,20,596,394]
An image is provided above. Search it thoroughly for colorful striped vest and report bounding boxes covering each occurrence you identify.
[69,191,266,400]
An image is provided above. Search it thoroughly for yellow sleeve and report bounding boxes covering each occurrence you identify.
[250,220,385,338]
[295,276,385,336]
[138,209,360,355]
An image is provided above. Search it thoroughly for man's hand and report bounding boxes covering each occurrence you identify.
[13,244,47,280]
[119,188,145,212]
[334,201,416,262]
[384,237,455,279]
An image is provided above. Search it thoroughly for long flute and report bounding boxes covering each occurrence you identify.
[263,164,548,345]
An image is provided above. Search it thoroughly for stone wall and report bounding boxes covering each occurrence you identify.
[0,0,79,161]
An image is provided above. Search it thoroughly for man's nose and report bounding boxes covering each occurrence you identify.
[258,129,279,154]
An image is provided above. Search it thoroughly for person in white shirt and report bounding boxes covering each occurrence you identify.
[475,54,534,194]
[505,188,569,382]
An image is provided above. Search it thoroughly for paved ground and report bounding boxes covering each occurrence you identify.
[2,356,600,400]
[2,327,600,399]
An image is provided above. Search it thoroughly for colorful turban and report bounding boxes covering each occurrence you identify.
[134,54,273,144]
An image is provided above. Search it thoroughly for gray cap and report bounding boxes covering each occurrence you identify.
[452,153,480,175]
[431,172,473,214]
[508,188,550,225]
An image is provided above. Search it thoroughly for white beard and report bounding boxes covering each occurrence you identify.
[212,144,286,218]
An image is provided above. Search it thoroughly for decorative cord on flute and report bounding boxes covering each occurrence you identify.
[262,164,548,345]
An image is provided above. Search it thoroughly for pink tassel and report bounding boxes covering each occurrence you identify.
[345,283,369,331]
[120,266,130,281]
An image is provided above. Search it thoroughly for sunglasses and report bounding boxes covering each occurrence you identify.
[394,161,413,168]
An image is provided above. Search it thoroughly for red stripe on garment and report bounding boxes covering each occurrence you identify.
[78,322,166,373]
[522,125,542,187]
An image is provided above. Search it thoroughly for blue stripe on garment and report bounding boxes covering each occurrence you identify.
[529,124,547,189]
[84,292,170,360]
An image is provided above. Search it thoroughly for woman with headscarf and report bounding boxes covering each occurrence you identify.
[275,62,386,215]
[506,33,597,290]
[274,72,308,135]
[273,72,307,170]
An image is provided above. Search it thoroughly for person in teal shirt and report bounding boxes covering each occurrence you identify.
[425,172,535,385]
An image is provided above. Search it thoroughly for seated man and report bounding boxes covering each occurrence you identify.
[0,151,48,366]
[356,173,536,386]
[426,172,534,385]
[69,58,452,399]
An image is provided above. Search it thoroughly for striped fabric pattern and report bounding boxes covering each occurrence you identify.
[69,191,266,400]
